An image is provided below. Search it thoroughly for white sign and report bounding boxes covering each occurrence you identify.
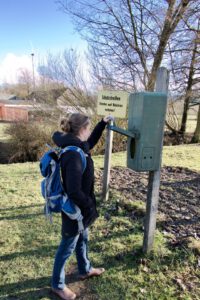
[97,90,128,118]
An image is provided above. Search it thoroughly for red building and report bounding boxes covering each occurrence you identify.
[0,103,28,122]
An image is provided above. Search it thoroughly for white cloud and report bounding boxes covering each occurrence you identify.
[0,53,38,84]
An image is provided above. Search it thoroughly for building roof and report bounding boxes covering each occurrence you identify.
[0,93,19,101]
[0,99,28,105]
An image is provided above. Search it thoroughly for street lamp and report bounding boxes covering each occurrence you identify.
[31,53,35,91]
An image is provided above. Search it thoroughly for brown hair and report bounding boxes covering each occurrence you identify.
[60,113,90,136]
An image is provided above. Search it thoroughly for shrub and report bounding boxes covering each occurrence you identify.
[5,115,127,163]
[5,121,56,163]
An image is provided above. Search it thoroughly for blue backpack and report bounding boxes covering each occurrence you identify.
[39,145,87,232]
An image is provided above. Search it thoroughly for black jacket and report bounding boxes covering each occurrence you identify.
[52,118,107,236]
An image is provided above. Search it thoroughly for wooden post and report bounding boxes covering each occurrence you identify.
[102,119,114,201]
[143,67,169,253]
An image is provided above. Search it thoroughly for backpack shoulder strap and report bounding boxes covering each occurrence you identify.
[59,146,87,173]
[40,148,59,177]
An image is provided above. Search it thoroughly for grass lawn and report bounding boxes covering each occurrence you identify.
[0,144,199,299]
[177,114,197,134]
[94,144,200,172]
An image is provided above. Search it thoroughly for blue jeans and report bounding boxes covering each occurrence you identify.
[51,228,92,290]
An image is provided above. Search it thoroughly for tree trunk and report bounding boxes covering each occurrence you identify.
[179,94,190,134]
[191,104,200,143]
[179,39,197,135]
[147,0,189,91]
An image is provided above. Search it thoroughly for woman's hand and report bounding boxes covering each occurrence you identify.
[103,115,114,123]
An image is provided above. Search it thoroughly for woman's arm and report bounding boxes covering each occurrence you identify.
[60,151,93,209]
[87,118,107,150]
[52,116,111,149]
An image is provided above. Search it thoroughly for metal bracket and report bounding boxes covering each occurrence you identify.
[107,123,140,139]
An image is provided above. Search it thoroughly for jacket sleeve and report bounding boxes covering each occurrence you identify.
[60,150,93,209]
[87,118,107,150]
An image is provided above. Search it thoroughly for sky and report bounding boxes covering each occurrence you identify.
[0,0,86,84]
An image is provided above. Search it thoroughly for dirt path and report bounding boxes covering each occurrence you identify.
[64,265,97,300]
[49,264,97,300]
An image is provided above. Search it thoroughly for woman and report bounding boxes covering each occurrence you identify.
[51,113,111,300]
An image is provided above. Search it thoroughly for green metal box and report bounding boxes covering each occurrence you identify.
[127,92,168,171]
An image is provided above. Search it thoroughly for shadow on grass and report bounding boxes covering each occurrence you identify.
[91,225,144,245]
[0,276,52,298]
[0,277,65,300]
[1,287,53,300]
[0,212,44,221]
[0,244,194,299]
[91,238,194,276]
[0,204,44,212]
[0,273,83,299]
[0,245,58,261]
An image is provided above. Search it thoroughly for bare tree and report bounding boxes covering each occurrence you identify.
[57,0,196,91]
[192,103,200,142]
[0,69,33,99]
[56,0,200,140]
[167,11,200,137]
[38,49,96,113]
[17,68,32,97]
